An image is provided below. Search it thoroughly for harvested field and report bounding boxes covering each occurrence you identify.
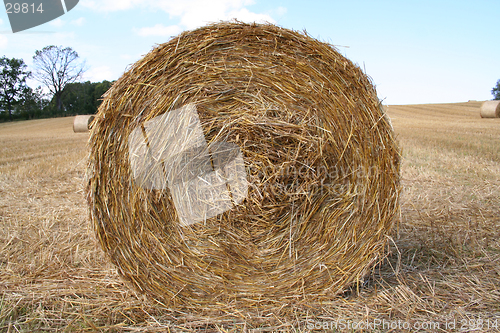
[1,101,499,331]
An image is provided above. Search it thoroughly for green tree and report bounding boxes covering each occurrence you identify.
[32,46,86,113]
[0,56,31,121]
[93,80,113,109]
[61,81,95,114]
[16,86,48,120]
[60,80,113,115]
[492,79,500,100]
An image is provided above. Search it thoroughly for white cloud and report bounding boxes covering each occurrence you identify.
[83,65,114,82]
[0,35,8,49]
[82,0,275,30]
[275,6,287,17]
[80,0,139,12]
[135,24,181,37]
[225,7,273,25]
[156,0,274,29]
[71,17,86,26]
[49,18,65,27]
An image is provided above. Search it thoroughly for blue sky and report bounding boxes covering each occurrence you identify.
[1,0,499,104]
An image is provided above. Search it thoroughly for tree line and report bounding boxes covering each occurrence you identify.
[492,80,500,100]
[0,45,113,122]
[2,45,500,122]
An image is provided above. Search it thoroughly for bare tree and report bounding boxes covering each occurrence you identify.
[32,46,86,112]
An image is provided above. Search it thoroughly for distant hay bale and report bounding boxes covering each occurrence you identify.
[86,22,400,309]
[480,100,500,118]
[73,115,95,132]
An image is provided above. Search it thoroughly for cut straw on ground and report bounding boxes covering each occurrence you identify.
[1,101,499,331]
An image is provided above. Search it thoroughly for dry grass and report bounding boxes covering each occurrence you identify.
[1,102,499,332]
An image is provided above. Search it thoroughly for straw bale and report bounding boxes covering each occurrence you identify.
[73,115,95,132]
[86,22,400,309]
[480,100,500,118]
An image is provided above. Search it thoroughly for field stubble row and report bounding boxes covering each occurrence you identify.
[0,103,499,331]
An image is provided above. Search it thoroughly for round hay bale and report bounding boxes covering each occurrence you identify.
[480,100,500,118]
[87,22,400,308]
[73,115,95,132]
[381,105,393,130]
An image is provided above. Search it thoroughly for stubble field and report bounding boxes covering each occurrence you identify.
[0,101,499,332]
